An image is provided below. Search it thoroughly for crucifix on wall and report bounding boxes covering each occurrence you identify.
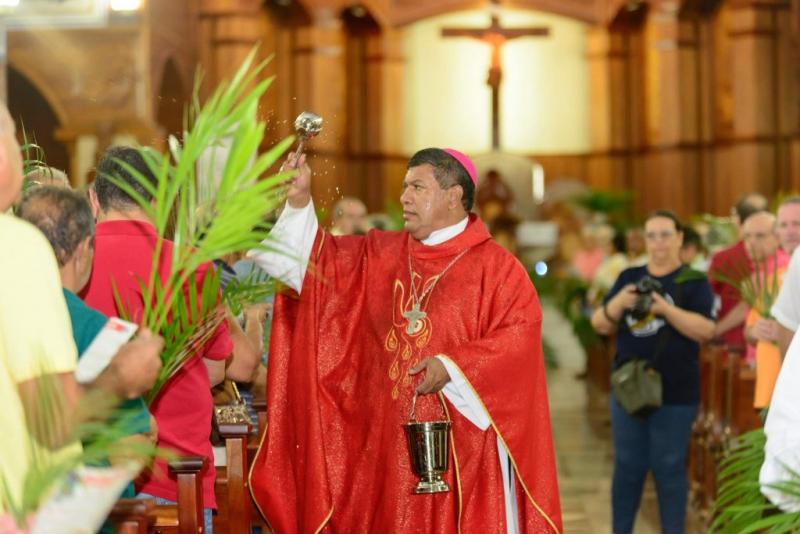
[442,1,550,151]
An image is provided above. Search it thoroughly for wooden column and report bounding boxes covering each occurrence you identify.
[586,25,632,193]
[197,0,263,92]
[636,2,704,217]
[366,28,405,210]
[294,7,348,212]
[724,1,787,198]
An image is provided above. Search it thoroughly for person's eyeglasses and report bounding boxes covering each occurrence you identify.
[645,231,676,241]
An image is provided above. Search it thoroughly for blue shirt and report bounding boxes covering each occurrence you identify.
[604,265,714,405]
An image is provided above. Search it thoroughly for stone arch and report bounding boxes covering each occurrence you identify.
[6,58,68,127]
[7,65,70,181]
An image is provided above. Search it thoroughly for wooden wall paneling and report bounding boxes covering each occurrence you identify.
[792,139,800,192]
[254,10,284,148]
[293,8,349,207]
[776,3,799,192]
[727,2,780,195]
[587,26,614,153]
[342,7,381,209]
[584,152,617,191]
[712,4,735,138]
[644,5,681,147]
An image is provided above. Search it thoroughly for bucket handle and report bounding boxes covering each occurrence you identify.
[408,392,450,423]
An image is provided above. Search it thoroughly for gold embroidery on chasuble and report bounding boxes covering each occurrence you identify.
[384,271,440,399]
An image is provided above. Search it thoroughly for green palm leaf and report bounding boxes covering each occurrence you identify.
[711,429,800,533]
[98,47,293,402]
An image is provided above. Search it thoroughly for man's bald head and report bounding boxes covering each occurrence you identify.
[331,196,367,236]
[17,186,95,266]
[743,210,779,260]
[734,193,769,228]
[25,166,70,189]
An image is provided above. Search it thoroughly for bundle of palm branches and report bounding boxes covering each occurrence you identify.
[104,48,294,403]
[712,253,783,319]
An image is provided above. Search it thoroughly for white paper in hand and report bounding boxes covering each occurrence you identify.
[74,317,138,384]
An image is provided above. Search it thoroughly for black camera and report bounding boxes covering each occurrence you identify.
[629,276,664,321]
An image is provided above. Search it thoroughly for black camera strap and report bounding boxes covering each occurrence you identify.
[649,266,687,369]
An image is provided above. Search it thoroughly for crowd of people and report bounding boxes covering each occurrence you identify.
[579,192,800,532]
[8,76,800,531]
[0,102,271,531]
[1,99,563,533]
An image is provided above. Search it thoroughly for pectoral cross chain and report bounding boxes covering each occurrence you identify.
[404,247,472,336]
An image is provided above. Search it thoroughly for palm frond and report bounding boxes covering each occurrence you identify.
[711,429,800,533]
[712,253,782,318]
[1,373,170,527]
[97,47,292,402]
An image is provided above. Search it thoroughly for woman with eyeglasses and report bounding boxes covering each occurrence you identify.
[591,210,716,534]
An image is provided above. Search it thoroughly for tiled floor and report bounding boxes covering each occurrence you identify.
[542,304,702,534]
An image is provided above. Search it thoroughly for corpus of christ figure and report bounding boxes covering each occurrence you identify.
[442,1,549,150]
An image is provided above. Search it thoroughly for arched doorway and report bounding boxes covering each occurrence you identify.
[7,67,69,182]
[156,58,186,140]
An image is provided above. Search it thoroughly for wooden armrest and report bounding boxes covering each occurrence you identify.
[167,456,206,475]
[110,498,155,517]
[218,421,251,438]
[150,505,180,529]
[109,498,154,534]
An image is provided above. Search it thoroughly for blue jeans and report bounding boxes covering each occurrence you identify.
[610,397,697,534]
[137,492,214,533]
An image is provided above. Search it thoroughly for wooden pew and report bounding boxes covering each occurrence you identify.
[693,347,764,525]
[252,398,267,444]
[147,457,207,534]
[688,344,721,512]
[213,398,253,533]
[727,355,762,436]
[698,346,731,522]
[108,457,207,533]
[210,377,271,531]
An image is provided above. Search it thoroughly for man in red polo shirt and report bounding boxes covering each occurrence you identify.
[82,146,260,532]
[708,193,767,349]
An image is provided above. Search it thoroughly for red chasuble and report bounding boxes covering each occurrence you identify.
[249,214,561,533]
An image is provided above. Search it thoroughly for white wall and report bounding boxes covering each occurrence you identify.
[402,7,591,155]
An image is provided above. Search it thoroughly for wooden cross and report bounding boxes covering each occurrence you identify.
[442,2,549,150]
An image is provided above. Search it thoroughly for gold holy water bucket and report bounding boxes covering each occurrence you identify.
[403,393,452,494]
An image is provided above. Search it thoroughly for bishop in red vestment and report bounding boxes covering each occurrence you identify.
[249,148,561,533]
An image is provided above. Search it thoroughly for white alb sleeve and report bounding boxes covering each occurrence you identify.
[247,200,318,294]
[761,331,800,510]
[772,248,800,331]
[435,355,490,430]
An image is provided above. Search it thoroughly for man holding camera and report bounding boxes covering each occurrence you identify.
[591,210,715,534]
